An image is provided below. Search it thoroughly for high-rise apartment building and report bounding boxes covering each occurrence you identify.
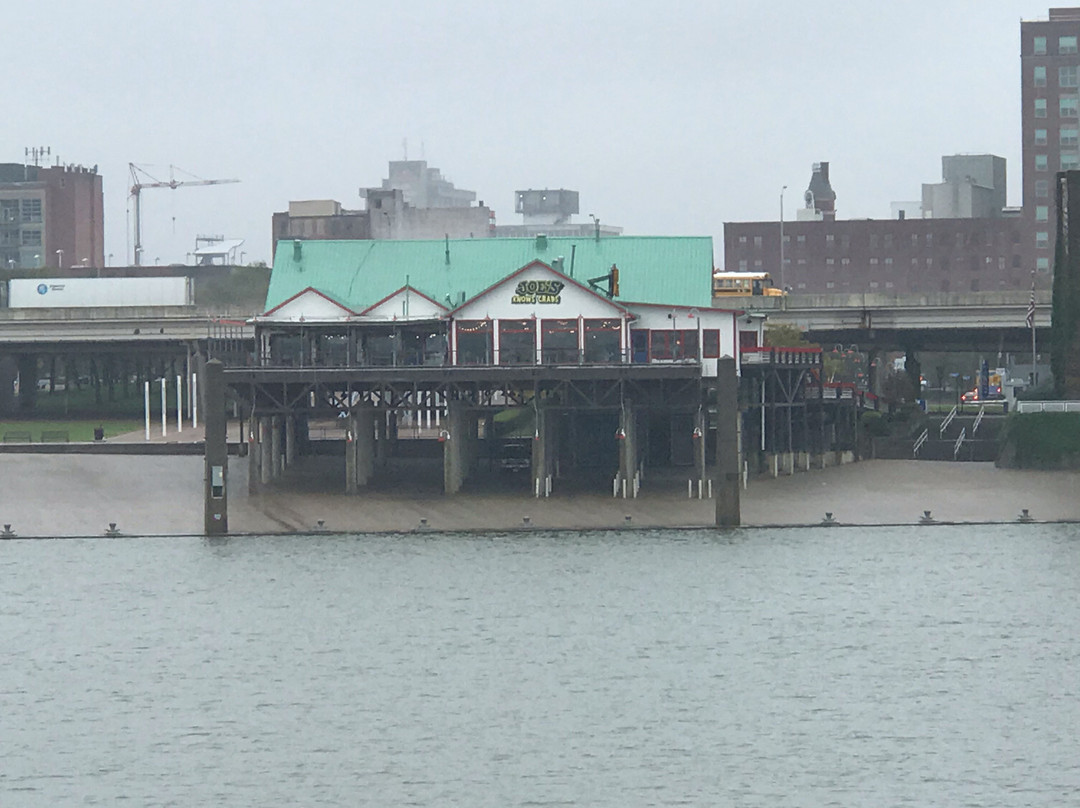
[1021,8,1080,281]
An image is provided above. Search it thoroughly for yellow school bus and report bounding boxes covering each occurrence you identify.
[712,271,785,297]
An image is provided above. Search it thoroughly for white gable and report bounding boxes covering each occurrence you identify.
[262,289,353,322]
[454,263,625,320]
[364,288,447,321]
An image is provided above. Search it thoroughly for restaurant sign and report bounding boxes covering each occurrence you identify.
[511,279,564,304]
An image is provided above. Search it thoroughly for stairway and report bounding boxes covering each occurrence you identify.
[914,409,1003,462]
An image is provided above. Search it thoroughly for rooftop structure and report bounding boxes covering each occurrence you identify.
[265,234,713,313]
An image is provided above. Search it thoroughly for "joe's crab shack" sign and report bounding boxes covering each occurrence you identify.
[511,279,564,305]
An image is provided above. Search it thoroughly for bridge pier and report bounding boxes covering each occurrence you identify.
[443,401,477,494]
[203,359,228,535]
[16,354,37,413]
[617,404,638,497]
[714,358,741,527]
[904,346,922,397]
[345,407,377,493]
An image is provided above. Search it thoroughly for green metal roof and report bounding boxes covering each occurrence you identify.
[265,235,714,313]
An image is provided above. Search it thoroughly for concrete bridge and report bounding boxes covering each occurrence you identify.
[0,306,254,414]
[720,290,1051,353]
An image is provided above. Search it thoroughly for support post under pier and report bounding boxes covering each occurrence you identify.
[714,357,741,527]
[203,359,228,535]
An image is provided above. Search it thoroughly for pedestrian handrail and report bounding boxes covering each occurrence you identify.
[1015,400,1080,413]
[953,427,966,460]
[913,428,929,457]
[972,405,985,434]
[940,405,958,436]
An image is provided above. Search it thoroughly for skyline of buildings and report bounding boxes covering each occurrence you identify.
[723,6,1080,294]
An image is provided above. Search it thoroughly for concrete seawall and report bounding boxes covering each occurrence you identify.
[1,454,1077,538]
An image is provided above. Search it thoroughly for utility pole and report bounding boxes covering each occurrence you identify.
[779,185,787,292]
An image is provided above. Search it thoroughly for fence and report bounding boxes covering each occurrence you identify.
[1015,401,1080,413]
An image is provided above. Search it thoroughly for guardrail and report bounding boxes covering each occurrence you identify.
[1015,401,1080,413]
[913,428,929,457]
[953,427,966,460]
[939,405,958,436]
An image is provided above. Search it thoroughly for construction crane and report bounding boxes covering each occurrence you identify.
[129,163,239,265]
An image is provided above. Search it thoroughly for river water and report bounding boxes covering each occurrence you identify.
[2,524,1079,806]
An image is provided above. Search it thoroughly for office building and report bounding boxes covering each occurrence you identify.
[1021,7,1080,280]
[0,161,104,270]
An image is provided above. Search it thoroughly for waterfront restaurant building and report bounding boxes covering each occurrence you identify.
[231,235,772,496]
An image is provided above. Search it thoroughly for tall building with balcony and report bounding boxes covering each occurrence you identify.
[1021,8,1080,281]
[0,161,104,270]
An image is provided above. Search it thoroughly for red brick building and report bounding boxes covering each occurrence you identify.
[0,162,104,270]
[724,215,1026,295]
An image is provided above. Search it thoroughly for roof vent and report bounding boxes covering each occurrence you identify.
[293,241,302,263]
[535,233,548,250]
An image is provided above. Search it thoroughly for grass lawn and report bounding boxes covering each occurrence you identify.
[0,419,145,443]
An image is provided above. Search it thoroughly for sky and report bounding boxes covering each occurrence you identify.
[5,1,1059,267]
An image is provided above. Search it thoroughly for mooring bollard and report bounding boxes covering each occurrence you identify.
[1017,508,1034,523]
[104,523,121,537]
[821,512,837,526]
[522,516,531,527]
[919,510,935,525]
[1,524,16,539]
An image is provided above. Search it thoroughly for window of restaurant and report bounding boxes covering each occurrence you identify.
[583,318,621,363]
[631,329,649,363]
[314,333,349,366]
[738,331,758,351]
[269,333,302,366]
[498,319,536,364]
[364,331,396,366]
[397,331,426,366]
[650,329,698,361]
[456,320,492,365]
[541,319,579,364]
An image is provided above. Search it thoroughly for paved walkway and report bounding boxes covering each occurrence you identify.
[0,454,1076,538]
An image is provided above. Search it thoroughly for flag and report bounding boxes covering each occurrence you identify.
[1026,279,1036,329]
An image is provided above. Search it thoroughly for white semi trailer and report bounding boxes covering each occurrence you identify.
[5,277,193,308]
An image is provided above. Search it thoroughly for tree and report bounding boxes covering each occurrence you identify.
[764,323,811,348]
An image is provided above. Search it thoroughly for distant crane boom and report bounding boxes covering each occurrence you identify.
[129,163,239,266]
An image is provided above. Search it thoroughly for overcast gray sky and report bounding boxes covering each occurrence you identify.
[7,1,1055,267]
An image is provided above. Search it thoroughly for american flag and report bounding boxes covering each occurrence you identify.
[1026,279,1036,330]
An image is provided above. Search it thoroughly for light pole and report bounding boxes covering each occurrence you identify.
[779,186,787,292]
[56,249,64,268]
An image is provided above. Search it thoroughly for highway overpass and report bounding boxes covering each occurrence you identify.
[719,290,1051,353]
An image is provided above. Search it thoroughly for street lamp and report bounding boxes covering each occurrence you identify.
[779,186,788,292]
[56,249,64,268]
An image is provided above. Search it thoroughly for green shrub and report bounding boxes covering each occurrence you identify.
[1000,411,1080,467]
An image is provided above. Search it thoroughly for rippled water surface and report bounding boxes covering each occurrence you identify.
[3,524,1079,806]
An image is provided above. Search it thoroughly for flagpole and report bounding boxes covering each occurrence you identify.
[1028,272,1038,387]
[1032,306,1038,386]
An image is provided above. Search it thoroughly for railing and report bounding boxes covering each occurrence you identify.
[913,428,929,457]
[821,383,855,400]
[740,346,823,366]
[953,427,966,460]
[940,405,958,436]
[972,405,985,435]
[1015,400,1080,413]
